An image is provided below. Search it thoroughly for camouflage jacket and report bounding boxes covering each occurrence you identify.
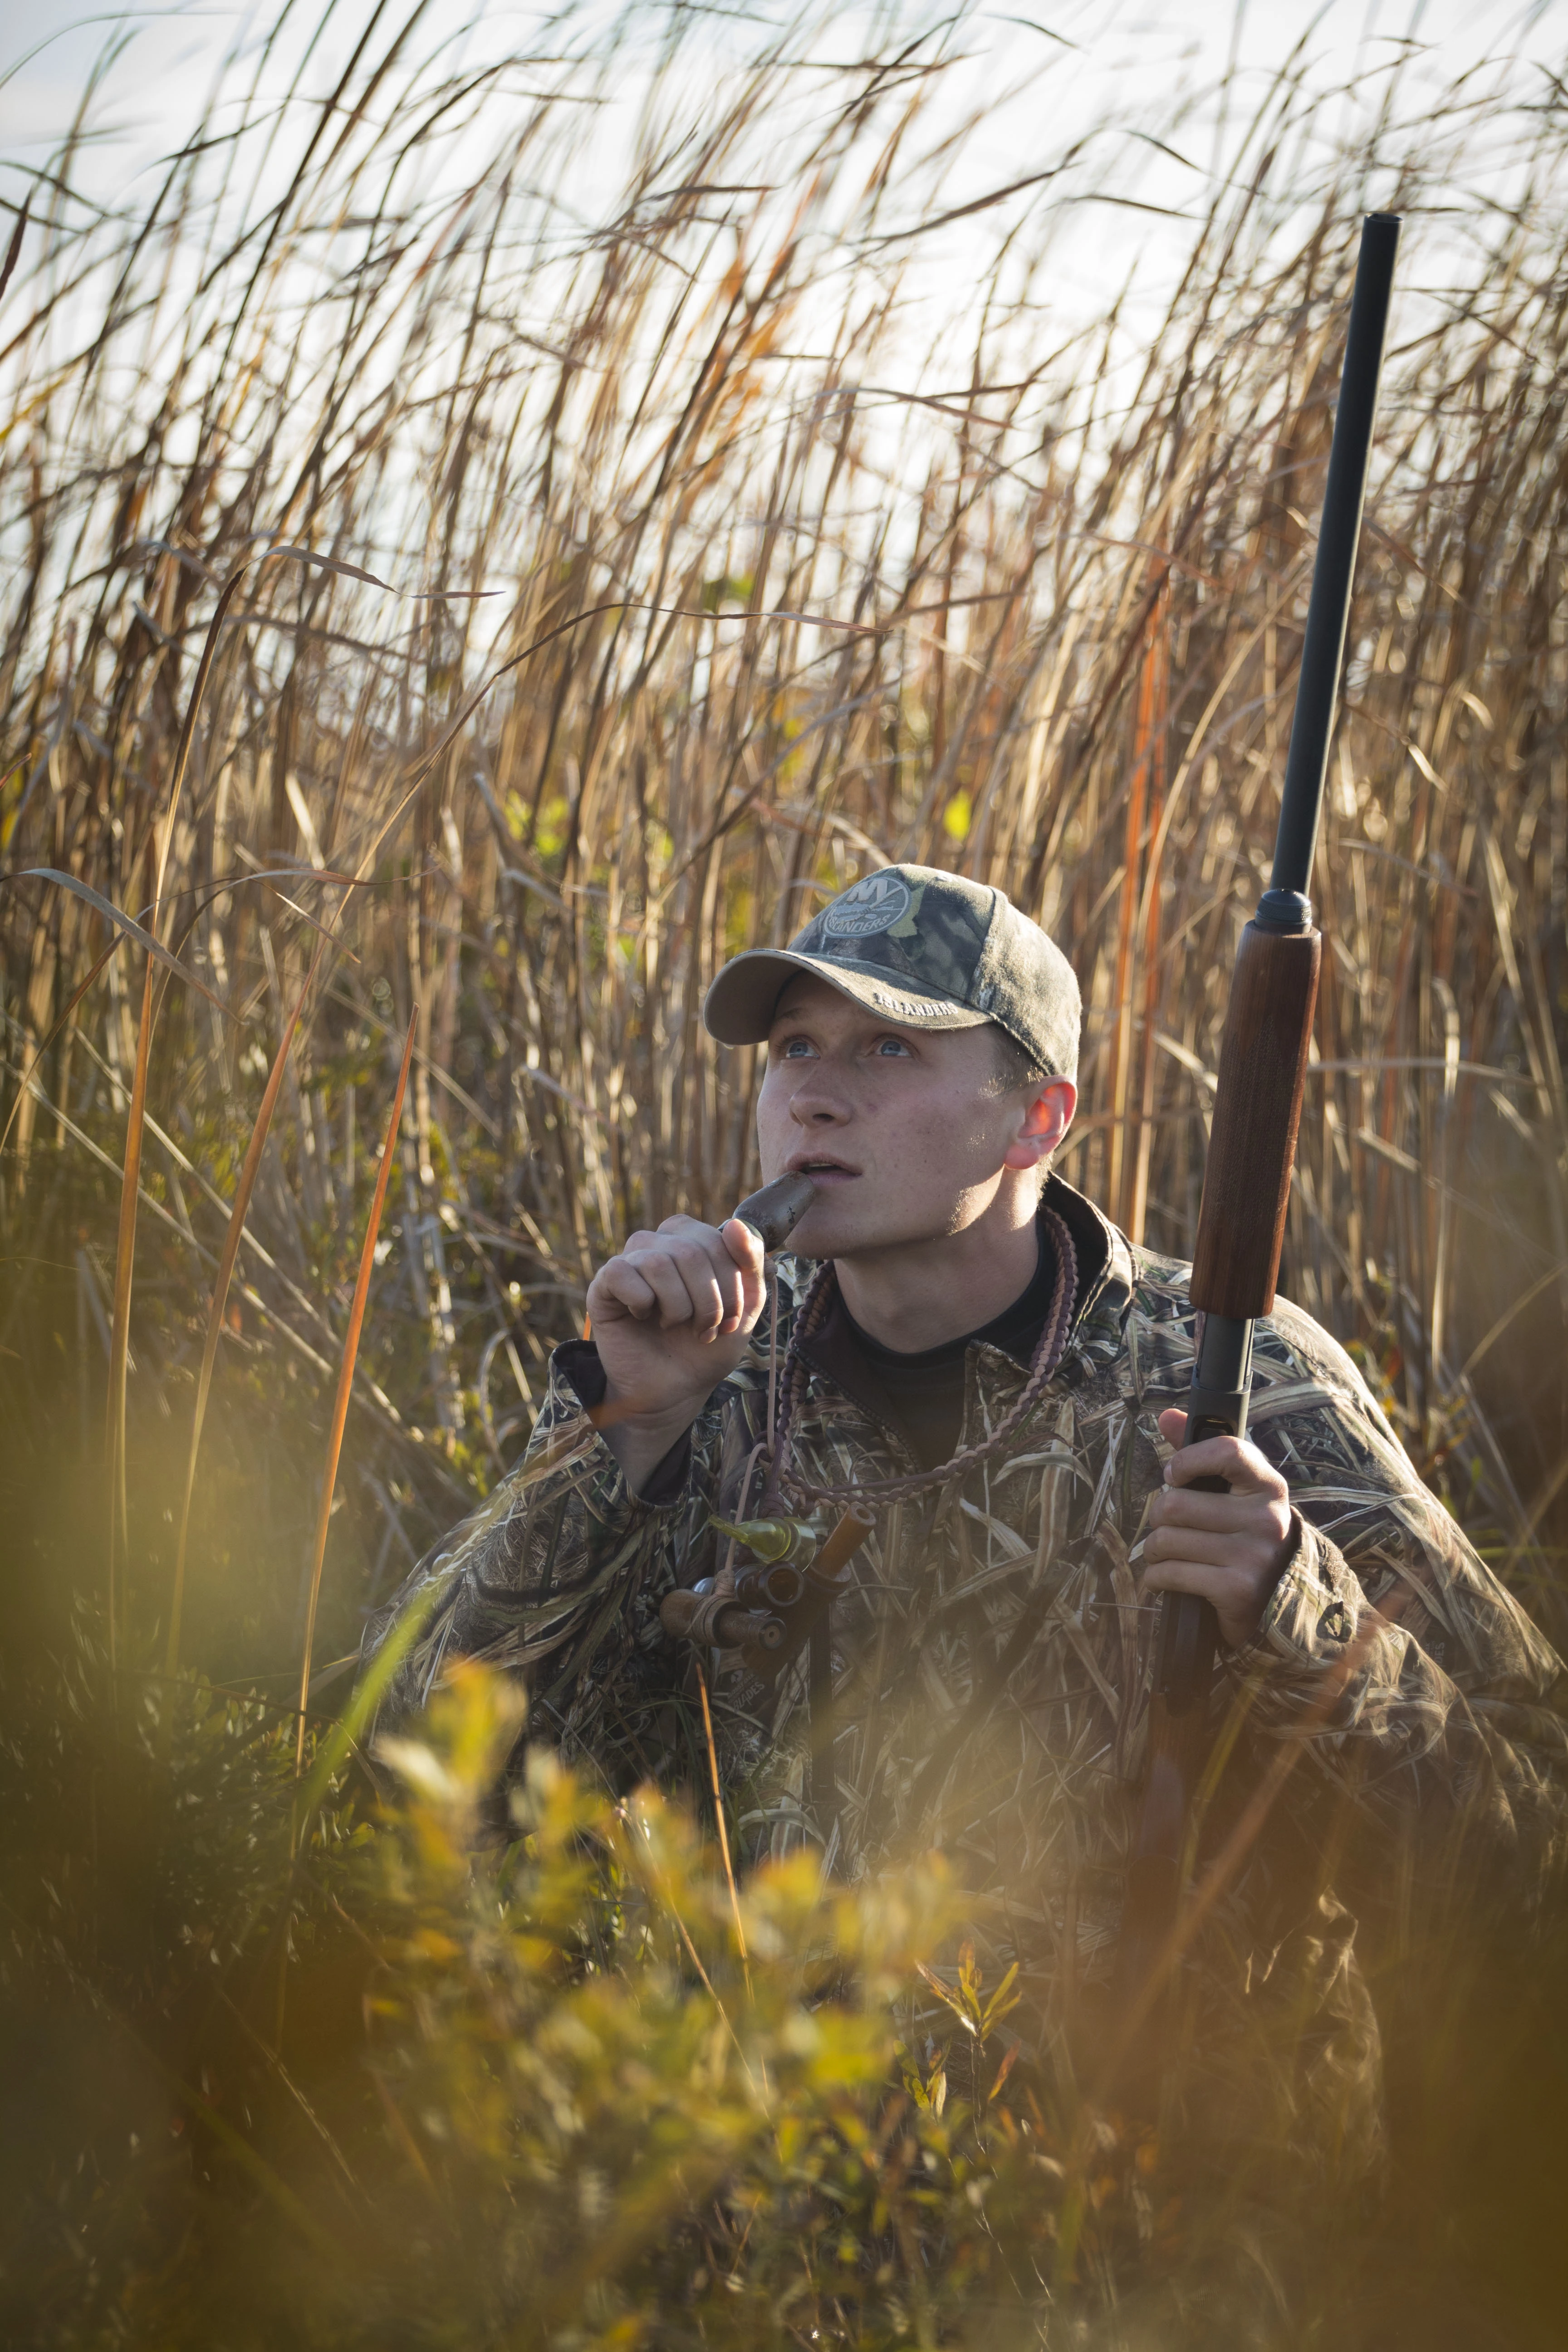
[365,1174,1567,2177]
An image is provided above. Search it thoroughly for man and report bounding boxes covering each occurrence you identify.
[367,864,1565,2178]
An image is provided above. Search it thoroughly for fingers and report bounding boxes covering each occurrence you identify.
[1148,1482,1291,1539]
[1146,1405,1294,1646]
[644,1243,728,1334]
[588,1217,766,1340]
[718,1217,767,1332]
[627,1231,731,1338]
[1155,1406,1287,1500]
[586,1254,665,1327]
[1141,1532,1282,1653]
[1156,1406,1187,1447]
[1139,1551,1266,1650]
[1146,1468,1292,1566]
[1142,1551,1254,1601]
[1142,1520,1286,1578]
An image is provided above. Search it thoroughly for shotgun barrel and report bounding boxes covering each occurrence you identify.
[1113,212,1401,2058]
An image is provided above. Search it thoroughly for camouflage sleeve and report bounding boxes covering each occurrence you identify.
[1223,1300,1568,1907]
[360,1340,721,1734]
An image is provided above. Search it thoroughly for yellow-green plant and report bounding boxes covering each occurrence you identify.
[1,1641,1171,2348]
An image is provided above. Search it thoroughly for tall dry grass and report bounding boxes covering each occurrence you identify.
[5,5,1565,1656]
[1,10,1567,2337]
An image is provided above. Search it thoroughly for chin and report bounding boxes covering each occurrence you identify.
[784,1203,916,1263]
[779,1211,834,1261]
[779,1196,877,1259]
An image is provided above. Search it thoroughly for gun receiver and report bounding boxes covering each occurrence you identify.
[1113,212,1401,2070]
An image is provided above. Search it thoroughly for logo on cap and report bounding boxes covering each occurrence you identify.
[820,872,911,940]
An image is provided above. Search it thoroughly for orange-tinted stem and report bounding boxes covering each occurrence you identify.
[294,1009,417,1772]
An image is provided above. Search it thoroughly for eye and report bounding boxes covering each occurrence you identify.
[872,1036,913,1058]
[779,1035,816,1059]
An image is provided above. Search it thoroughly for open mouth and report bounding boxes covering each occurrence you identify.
[789,1154,859,1182]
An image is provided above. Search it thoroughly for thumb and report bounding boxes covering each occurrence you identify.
[720,1215,766,1277]
[1157,1406,1189,1447]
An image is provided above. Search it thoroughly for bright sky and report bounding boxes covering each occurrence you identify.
[2,0,1562,584]
[5,1,1564,217]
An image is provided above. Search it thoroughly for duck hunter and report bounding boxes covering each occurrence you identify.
[367,853,1568,2169]
[365,219,1567,2181]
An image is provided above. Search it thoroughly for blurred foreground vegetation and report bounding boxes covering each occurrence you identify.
[3,4,1568,2342]
[5,1634,1567,2349]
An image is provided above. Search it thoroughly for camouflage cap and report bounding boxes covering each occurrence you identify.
[703,864,1080,1078]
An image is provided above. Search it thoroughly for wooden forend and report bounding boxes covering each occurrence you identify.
[1189,921,1321,1322]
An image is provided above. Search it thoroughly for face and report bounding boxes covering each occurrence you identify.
[755,975,1076,1260]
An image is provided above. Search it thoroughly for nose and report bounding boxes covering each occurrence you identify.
[787,1063,851,1128]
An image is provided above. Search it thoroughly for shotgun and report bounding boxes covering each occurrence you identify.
[1113,212,1402,2055]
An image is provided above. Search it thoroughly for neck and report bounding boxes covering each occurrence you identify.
[831,1182,1042,1352]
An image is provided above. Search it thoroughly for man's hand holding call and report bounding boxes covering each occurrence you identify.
[587,1216,767,1493]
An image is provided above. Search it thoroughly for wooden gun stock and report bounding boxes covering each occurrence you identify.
[1190,922,1321,1322]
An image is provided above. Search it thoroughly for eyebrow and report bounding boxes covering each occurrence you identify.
[770,1005,916,1048]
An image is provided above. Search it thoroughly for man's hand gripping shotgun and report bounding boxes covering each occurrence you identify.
[1112,213,1402,2067]
[658,1172,875,1679]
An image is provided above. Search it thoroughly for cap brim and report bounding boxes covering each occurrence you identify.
[703,949,991,1044]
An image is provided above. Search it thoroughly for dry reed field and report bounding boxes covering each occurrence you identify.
[2,4,1567,2345]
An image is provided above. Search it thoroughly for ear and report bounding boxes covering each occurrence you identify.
[1001,1078,1076,1172]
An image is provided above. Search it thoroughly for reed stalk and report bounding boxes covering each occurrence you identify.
[166,946,321,1676]
[294,1007,417,1772]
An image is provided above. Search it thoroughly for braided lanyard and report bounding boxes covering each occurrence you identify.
[768,1204,1079,1511]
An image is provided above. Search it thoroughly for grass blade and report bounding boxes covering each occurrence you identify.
[293,1563,446,1830]
[104,956,154,1668]
[0,197,29,309]
[5,872,236,1017]
[103,544,371,1663]
[166,944,323,1676]
[294,1007,418,1772]
[102,555,269,1662]
[0,934,119,1157]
